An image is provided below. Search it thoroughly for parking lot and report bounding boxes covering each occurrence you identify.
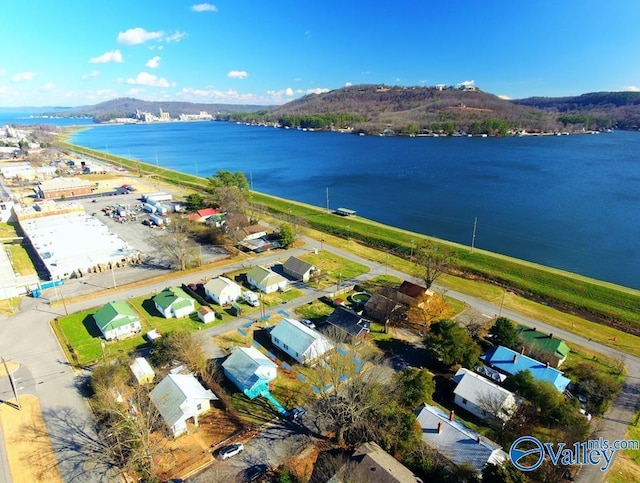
[73,192,228,267]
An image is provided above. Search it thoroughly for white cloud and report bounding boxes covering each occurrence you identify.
[165,31,187,43]
[0,86,10,94]
[126,71,175,87]
[117,27,164,45]
[624,85,640,92]
[146,56,161,68]
[459,79,475,87]
[178,87,257,103]
[82,70,101,80]
[90,50,123,64]
[0,68,5,76]
[191,3,217,12]
[12,72,36,82]
[40,82,56,92]
[95,89,119,98]
[227,70,248,80]
[306,87,330,95]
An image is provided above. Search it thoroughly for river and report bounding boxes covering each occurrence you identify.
[68,122,640,289]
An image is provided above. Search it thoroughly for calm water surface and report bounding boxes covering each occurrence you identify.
[71,122,640,289]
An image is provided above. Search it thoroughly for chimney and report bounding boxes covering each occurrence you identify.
[449,410,455,421]
[513,354,517,363]
[477,436,482,444]
[549,333,553,338]
[545,361,550,368]
[532,327,537,332]
[437,422,443,434]
[520,346,525,355]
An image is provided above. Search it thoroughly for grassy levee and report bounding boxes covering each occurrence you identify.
[59,139,640,334]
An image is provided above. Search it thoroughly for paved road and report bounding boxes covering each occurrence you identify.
[0,235,637,482]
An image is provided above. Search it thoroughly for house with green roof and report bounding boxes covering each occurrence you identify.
[93,301,141,340]
[152,287,196,319]
[517,327,570,367]
[246,265,288,294]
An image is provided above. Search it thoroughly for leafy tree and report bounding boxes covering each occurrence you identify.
[490,317,520,348]
[184,192,205,211]
[397,367,435,408]
[407,292,453,330]
[413,240,452,289]
[207,170,249,191]
[424,319,481,368]
[279,222,295,248]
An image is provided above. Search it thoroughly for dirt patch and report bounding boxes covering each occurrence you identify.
[154,408,244,482]
[0,395,63,483]
[284,443,321,481]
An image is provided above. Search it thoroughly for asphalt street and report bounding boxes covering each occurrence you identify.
[0,235,637,483]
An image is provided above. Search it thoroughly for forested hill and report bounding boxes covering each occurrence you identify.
[227,84,638,135]
[513,91,640,130]
[51,98,268,123]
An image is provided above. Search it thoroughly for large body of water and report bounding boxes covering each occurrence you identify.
[67,121,640,289]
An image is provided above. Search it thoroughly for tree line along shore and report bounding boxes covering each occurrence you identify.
[55,139,640,341]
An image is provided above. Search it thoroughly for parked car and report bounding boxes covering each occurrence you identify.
[218,442,244,460]
[243,464,269,482]
[301,319,316,329]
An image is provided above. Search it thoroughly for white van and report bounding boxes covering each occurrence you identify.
[243,291,260,307]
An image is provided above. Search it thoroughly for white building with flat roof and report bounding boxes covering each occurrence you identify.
[15,202,139,280]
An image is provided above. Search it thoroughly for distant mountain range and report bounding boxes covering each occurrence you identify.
[37,85,640,134]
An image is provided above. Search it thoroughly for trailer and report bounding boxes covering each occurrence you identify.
[143,192,173,203]
[142,203,157,214]
[149,214,164,226]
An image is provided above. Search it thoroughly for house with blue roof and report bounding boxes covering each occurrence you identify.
[480,345,571,393]
[222,346,277,400]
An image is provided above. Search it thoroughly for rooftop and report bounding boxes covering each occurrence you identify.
[517,327,570,359]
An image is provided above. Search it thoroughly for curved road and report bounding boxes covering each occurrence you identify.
[0,236,636,482]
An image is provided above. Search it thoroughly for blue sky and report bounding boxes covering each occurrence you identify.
[1,0,639,107]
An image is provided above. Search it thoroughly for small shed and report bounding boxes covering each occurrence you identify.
[335,207,356,216]
[197,306,217,324]
[130,357,155,385]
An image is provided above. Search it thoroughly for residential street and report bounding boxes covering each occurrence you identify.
[0,235,637,482]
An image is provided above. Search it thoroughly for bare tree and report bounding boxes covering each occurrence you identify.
[151,216,199,270]
[308,352,395,445]
[413,240,452,289]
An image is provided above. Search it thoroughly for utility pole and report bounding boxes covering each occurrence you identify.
[471,217,478,253]
[2,357,20,410]
[326,187,330,212]
[111,264,117,289]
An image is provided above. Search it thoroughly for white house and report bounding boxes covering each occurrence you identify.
[452,368,519,423]
[152,287,196,318]
[270,318,334,364]
[416,404,508,474]
[203,276,242,305]
[197,306,217,324]
[222,346,278,399]
[93,301,141,341]
[246,265,288,294]
[150,374,218,438]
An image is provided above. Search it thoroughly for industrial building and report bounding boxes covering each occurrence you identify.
[15,201,140,280]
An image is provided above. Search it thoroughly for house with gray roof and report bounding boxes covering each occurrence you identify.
[452,368,519,423]
[246,265,288,294]
[282,256,320,282]
[416,404,508,474]
[270,318,334,364]
[150,373,217,438]
[324,306,371,343]
[222,346,277,400]
[93,301,141,340]
[152,286,196,318]
[329,441,419,483]
[203,276,242,305]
